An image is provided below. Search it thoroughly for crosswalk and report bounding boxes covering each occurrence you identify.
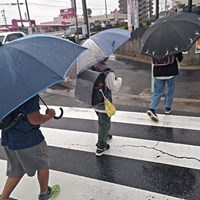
[0,106,200,200]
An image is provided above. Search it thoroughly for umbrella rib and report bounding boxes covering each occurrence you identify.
[89,39,105,56]
[169,22,199,51]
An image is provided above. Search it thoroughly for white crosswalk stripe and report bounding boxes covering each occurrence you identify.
[1,106,200,200]
[0,160,184,200]
[42,127,200,170]
[40,105,200,131]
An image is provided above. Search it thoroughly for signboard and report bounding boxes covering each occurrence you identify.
[60,8,75,19]
[134,0,139,29]
[127,0,139,30]
[195,38,200,53]
[127,0,134,31]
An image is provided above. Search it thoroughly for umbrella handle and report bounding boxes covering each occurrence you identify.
[54,107,64,120]
[99,89,106,99]
[39,96,63,120]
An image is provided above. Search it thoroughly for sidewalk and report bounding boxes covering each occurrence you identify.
[115,53,200,70]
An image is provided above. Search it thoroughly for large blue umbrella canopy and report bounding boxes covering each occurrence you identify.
[77,28,131,73]
[90,28,131,57]
[0,34,86,120]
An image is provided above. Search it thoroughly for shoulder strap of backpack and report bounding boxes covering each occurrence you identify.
[3,110,25,131]
[4,113,25,131]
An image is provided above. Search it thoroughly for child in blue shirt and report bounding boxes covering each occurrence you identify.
[1,95,60,200]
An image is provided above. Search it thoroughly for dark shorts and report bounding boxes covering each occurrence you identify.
[4,140,50,177]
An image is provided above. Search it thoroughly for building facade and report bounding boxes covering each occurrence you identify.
[52,12,127,27]
[118,0,154,22]
[173,0,200,14]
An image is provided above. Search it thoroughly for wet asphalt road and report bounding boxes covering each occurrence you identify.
[112,57,200,100]
[33,57,200,199]
[51,57,200,116]
[0,57,200,200]
[39,92,200,200]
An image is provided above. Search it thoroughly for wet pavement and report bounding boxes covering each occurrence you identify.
[1,55,200,199]
[53,54,200,116]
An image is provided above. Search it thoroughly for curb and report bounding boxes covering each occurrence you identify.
[46,88,200,114]
[115,53,200,70]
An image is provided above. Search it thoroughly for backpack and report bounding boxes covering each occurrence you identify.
[75,67,112,106]
[0,109,25,131]
[152,55,175,66]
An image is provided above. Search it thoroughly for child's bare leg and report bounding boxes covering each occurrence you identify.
[37,168,49,193]
[1,175,23,199]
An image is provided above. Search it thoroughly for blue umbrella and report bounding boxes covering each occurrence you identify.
[90,28,131,57]
[77,28,131,73]
[0,34,86,120]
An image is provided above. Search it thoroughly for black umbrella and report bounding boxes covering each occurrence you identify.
[141,12,200,60]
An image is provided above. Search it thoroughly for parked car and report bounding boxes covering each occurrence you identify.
[63,26,85,43]
[0,31,26,44]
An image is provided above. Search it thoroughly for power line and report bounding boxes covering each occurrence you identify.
[0,3,23,6]
[28,2,70,8]
[28,2,115,10]
[0,2,116,12]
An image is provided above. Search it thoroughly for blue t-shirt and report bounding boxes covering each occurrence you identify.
[1,95,44,150]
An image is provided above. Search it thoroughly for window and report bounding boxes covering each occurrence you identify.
[0,32,25,44]
[5,33,25,43]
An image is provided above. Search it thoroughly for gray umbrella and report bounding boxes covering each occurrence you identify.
[141,12,200,60]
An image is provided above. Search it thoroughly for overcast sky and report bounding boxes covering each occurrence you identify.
[0,0,119,25]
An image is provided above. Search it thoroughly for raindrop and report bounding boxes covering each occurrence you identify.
[175,47,179,51]
[195,31,199,36]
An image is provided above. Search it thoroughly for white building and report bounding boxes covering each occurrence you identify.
[175,0,199,5]
[51,12,127,26]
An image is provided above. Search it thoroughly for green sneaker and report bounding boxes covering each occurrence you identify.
[38,185,60,200]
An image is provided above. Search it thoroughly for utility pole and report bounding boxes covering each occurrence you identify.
[72,0,79,43]
[165,0,167,15]
[16,0,24,31]
[82,0,90,38]
[188,0,192,12]
[105,0,108,20]
[1,9,7,26]
[24,0,32,34]
[156,0,159,20]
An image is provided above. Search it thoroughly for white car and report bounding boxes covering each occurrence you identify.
[0,31,26,44]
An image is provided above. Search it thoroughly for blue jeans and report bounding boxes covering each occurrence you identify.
[150,76,177,110]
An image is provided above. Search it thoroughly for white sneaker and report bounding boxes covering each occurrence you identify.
[147,109,159,122]
[165,107,172,114]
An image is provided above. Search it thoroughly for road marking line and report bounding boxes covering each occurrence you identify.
[0,160,185,200]
[40,105,200,131]
[41,127,200,170]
